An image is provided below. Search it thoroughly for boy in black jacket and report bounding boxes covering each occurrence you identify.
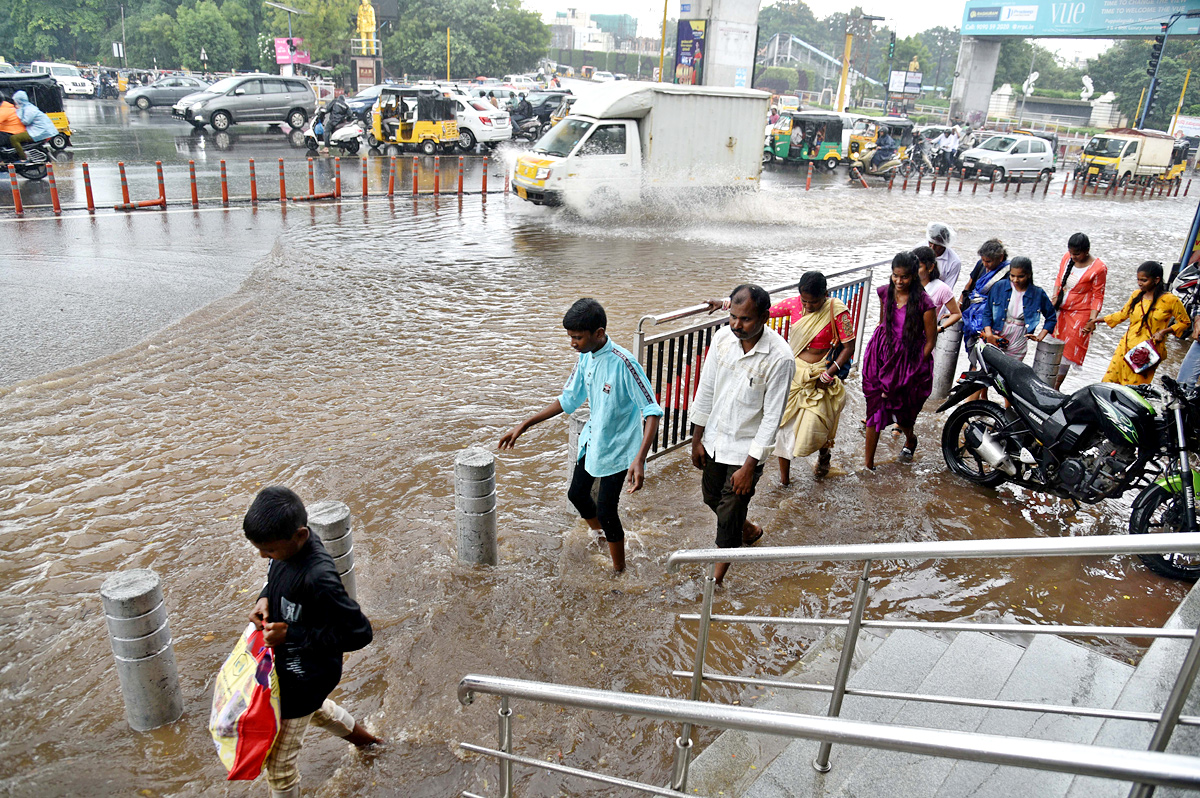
[244,486,379,798]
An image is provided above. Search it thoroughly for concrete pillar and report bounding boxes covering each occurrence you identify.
[455,448,497,566]
[931,321,965,400]
[308,500,357,601]
[1031,338,1065,387]
[100,569,184,732]
[949,37,1002,127]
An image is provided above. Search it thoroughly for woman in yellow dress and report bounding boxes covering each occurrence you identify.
[1083,261,1191,385]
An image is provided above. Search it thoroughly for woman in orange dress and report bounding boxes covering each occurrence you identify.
[1048,232,1106,389]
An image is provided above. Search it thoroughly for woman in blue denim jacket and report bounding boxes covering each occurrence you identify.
[983,256,1057,360]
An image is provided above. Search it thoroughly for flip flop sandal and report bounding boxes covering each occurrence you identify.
[743,526,764,546]
[900,443,916,462]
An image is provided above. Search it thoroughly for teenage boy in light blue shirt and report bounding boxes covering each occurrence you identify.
[499,298,662,573]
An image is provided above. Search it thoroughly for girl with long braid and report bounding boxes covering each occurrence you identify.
[861,251,938,469]
[1083,261,1191,386]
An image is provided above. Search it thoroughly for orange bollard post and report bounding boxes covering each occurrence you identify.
[990,173,996,193]
[1015,174,1022,194]
[888,172,894,191]
[504,168,510,194]
[335,157,342,198]
[82,162,95,213]
[118,161,131,206]
[944,171,950,192]
[806,161,813,191]
[915,173,922,192]
[973,174,979,194]
[482,156,488,196]
[1123,178,1131,198]
[1062,173,1068,195]
[1044,173,1051,196]
[220,160,229,205]
[902,173,909,191]
[434,156,440,194]
[929,174,936,192]
[190,160,199,207]
[411,155,418,196]
[958,168,965,192]
[388,155,396,197]
[1177,179,1183,197]
[857,168,869,189]
[1186,179,1192,197]
[155,160,166,206]
[8,164,22,215]
[307,157,315,197]
[46,162,61,214]
[278,158,287,202]
[362,157,369,198]
[1004,174,1011,193]
[249,159,258,203]
[458,155,464,195]
[1093,176,1100,195]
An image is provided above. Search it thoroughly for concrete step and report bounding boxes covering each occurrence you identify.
[840,631,1026,798]
[1066,581,1200,798]
[743,629,949,798]
[934,634,1135,798]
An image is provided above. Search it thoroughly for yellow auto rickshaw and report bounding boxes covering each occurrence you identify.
[369,86,458,155]
[581,66,596,80]
[549,95,577,128]
[0,73,74,149]
[849,116,914,160]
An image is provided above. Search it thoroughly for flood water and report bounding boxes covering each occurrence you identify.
[1,173,1197,797]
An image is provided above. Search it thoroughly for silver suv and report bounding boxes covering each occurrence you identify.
[172,74,315,131]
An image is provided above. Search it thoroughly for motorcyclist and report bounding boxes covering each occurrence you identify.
[872,130,896,170]
[323,94,351,153]
[515,92,533,120]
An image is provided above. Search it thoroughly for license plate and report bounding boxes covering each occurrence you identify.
[1088,167,1099,175]
[516,186,527,199]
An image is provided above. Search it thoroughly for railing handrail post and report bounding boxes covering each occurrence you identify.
[671,562,717,791]
[1128,616,1200,798]
[499,695,514,798]
[814,559,873,772]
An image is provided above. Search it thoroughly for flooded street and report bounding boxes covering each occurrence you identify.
[1,169,1197,797]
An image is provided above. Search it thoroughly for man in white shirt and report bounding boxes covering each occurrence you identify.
[689,284,796,584]
[926,222,962,291]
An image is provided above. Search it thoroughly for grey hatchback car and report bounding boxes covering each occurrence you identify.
[172,73,315,131]
[125,75,211,110]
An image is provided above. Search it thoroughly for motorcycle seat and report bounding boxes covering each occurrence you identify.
[981,344,1066,413]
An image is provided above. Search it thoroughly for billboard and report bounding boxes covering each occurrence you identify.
[274,37,310,65]
[961,0,1200,38]
[675,20,706,85]
[888,70,923,95]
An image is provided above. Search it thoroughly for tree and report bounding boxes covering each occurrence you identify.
[2,0,110,62]
[919,26,960,93]
[385,0,548,78]
[174,0,239,71]
[1089,37,1200,129]
[262,0,357,65]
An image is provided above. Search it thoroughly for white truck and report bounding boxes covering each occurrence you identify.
[1077,128,1186,185]
[511,82,770,209]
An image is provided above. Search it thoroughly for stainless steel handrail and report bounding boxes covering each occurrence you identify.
[664,532,1200,794]
[665,532,1200,571]
[457,674,1200,790]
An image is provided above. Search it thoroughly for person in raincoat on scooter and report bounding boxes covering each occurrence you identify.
[12,91,56,147]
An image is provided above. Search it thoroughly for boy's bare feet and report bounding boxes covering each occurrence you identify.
[345,722,381,747]
[608,541,626,573]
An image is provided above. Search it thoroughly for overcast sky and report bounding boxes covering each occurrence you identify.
[526,0,1114,61]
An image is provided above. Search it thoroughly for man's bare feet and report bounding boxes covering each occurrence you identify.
[742,521,763,546]
[345,722,381,747]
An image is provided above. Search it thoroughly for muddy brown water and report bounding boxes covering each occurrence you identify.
[1,178,1196,797]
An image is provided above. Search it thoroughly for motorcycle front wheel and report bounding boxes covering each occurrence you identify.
[1131,484,1200,581]
[941,401,1010,487]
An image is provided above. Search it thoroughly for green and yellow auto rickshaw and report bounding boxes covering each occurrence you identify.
[849,116,914,161]
[369,86,458,155]
[764,111,844,170]
[0,73,74,149]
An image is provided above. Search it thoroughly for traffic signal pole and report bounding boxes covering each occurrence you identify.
[1138,22,1169,129]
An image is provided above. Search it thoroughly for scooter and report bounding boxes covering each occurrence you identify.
[849,142,902,180]
[303,110,363,156]
[0,140,50,180]
[510,112,542,143]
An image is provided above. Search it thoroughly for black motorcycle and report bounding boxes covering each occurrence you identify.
[0,140,50,180]
[939,342,1199,579]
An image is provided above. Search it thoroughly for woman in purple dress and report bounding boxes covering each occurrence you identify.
[862,251,938,469]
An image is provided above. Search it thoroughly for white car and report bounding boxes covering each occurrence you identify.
[958,133,1056,182]
[502,75,541,91]
[593,71,616,83]
[451,94,511,150]
[29,61,95,98]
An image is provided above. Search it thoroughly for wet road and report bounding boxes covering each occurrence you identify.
[1,117,1198,797]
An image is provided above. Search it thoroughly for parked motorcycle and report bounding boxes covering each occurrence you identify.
[303,110,363,156]
[939,341,1198,579]
[849,142,902,180]
[0,140,50,180]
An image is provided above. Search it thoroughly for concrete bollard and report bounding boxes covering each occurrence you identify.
[307,500,357,600]
[1031,338,1065,386]
[455,448,498,566]
[100,570,184,732]
[931,320,964,400]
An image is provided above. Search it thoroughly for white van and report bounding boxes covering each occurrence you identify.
[957,133,1056,182]
[29,62,94,99]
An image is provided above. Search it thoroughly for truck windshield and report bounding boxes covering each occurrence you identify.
[534,118,592,157]
[1084,137,1124,157]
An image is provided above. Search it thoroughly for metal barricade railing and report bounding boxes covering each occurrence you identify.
[633,262,877,460]
[663,533,1200,798]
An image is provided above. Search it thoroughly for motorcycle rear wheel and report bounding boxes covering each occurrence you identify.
[1131,485,1200,581]
[941,401,1010,487]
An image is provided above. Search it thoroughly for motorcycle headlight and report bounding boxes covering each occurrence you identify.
[536,167,550,180]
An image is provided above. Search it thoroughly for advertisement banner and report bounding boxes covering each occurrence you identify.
[674,20,706,85]
[888,70,923,95]
[274,37,310,65]
[962,0,1200,38]
[1174,115,1200,138]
